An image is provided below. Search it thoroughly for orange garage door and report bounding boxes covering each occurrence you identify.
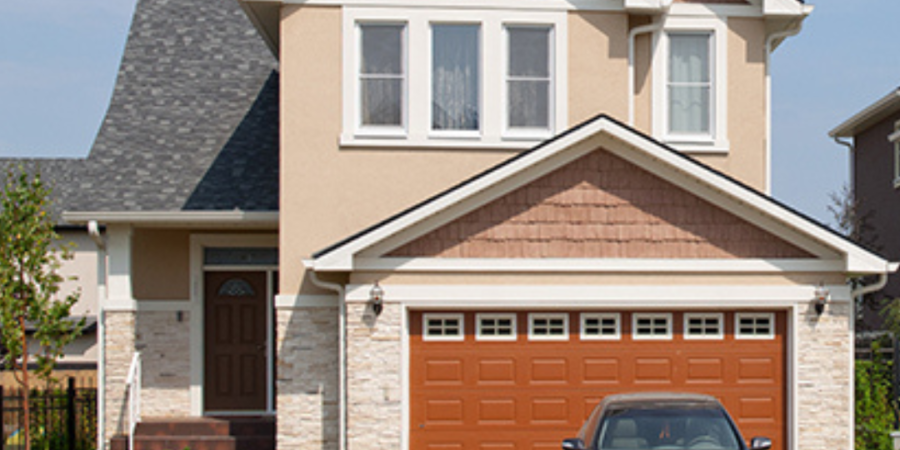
[410,310,786,450]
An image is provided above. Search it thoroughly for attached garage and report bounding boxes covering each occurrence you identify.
[410,310,786,450]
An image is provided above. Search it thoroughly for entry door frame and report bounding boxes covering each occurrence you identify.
[189,234,278,416]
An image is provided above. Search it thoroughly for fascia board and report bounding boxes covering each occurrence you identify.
[763,0,807,16]
[62,210,279,227]
[830,89,900,138]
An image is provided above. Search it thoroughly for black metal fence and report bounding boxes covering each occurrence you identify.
[0,378,97,450]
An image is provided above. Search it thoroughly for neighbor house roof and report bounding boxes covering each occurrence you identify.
[312,114,892,275]
[830,87,900,138]
[4,0,281,225]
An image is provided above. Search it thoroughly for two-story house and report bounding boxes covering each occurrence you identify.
[830,87,900,334]
[57,0,897,449]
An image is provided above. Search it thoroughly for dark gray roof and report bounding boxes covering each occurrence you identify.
[4,0,279,220]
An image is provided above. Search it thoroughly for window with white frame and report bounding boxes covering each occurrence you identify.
[652,17,727,153]
[684,313,723,340]
[342,8,566,148]
[633,313,672,340]
[735,313,774,339]
[423,313,464,341]
[580,313,620,340]
[431,24,481,133]
[477,313,517,341]
[506,26,552,135]
[668,33,712,137]
[528,313,568,340]
[359,23,406,132]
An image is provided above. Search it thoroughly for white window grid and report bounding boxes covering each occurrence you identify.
[503,24,554,140]
[528,313,569,341]
[355,21,408,138]
[580,313,620,341]
[422,313,465,341]
[632,313,673,340]
[735,313,775,340]
[476,313,517,341]
[683,313,724,340]
[665,31,714,142]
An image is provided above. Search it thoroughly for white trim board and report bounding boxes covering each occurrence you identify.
[313,116,891,274]
[344,283,852,305]
[354,257,845,273]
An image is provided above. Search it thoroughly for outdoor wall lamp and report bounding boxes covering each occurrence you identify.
[369,282,384,316]
[814,283,830,316]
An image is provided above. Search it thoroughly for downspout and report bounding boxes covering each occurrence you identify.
[303,260,347,450]
[765,22,803,194]
[628,18,663,126]
[834,136,855,193]
[88,220,107,450]
[850,263,899,299]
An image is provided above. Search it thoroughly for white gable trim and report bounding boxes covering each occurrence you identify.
[313,116,890,274]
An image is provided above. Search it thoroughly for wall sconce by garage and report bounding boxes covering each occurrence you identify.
[814,283,830,316]
[370,282,384,316]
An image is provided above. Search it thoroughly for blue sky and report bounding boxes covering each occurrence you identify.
[0,0,896,227]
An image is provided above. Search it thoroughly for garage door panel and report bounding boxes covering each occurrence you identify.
[411,311,785,450]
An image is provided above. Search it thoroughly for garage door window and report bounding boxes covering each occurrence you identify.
[423,313,464,341]
[477,313,517,341]
[528,313,569,341]
[580,313,620,340]
[684,313,723,340]
[633,313,672,340]
[736,313,774,339]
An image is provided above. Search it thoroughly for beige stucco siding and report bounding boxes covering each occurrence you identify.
[280,5,512,295]
[693,17,767,190]
[132,229,191,300]
[568,12,629,125]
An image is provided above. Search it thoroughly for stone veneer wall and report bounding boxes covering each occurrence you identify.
[796,301,852,450]
[103,311,135,444]
[346,303,403,450]
[134,310,192,417]
[276,307,340,450]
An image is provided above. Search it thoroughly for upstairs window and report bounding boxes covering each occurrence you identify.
[432,24,481,133]
[343,8,566,149]
[652,17,727,153]
[668,33,712,138]
[359,24,406,133]
[506,26,552,135]
[891,120,900,188]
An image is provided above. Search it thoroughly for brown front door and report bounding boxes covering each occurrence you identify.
[204,271,268,412]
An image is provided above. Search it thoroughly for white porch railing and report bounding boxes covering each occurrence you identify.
[125,351,142,450]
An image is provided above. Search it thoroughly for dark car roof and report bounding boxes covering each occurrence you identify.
[600,392,722,409]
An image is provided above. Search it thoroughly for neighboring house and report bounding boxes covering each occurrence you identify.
[43,0,898,450]
[0,158,99,384]
[830,88,900,335]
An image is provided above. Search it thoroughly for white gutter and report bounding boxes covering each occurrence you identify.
[88,221,108,450]
[851,262,899,298]
[302,260,347,450]
[830,88,900,138]
[63,210,279,226]
[628,19,662,126]
[765,21,803,195]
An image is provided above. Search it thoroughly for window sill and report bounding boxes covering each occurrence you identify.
[664,138,730,154]
[893,177,900,189]
[340,133,542,150]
